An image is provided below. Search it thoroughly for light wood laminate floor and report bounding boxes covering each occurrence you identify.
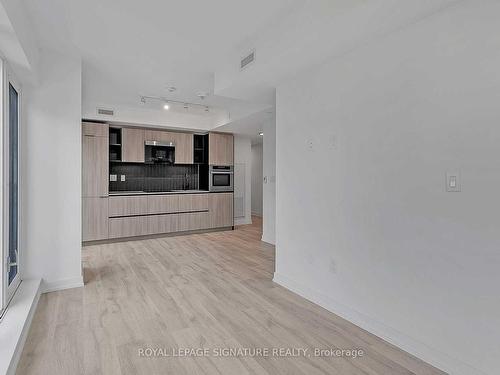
[17,217,446,375]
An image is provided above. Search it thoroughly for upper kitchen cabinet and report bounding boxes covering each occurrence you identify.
[209,132,233,166]
[82,122,108,137]
[122,127,145,163]
[144,129,176,144]
[82,122,109,197]
[174,132,193,164]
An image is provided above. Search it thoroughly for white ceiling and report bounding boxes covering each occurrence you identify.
[215,108,274,145]
[20,0,298,123]
[20,0,460,130]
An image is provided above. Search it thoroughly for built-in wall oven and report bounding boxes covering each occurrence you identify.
[209,165,234,192]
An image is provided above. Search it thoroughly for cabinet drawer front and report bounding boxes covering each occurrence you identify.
[109,217,148,238]
[178,194,209,212]
[147,194,208,214]
[178,211,210,232]
[109,196,148,217]
[148,211,210,235]
[147,214,178,235]
[147,195,180,214]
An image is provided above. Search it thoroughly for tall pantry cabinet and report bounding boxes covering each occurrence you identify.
[82,122,109,241]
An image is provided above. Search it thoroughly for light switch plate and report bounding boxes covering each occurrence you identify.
[446,171,461,192]
[120,175,126,182]
[109,174,117,182]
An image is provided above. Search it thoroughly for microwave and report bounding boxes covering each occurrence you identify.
[209,165,234,192]
[145,140,175,164]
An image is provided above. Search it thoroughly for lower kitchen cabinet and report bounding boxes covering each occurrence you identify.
[147,211,210,235]
[208,193,233,228]
[109,195,148,216]
[109,216,148,238]
[147,214,178,235]
[178,211,210,232]
[83,193,234,242]
[147,193,208,214]
[82,197,109,241]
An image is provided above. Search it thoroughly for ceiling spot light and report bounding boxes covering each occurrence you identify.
[259,132,264,136]
[163,103,170,110]
[168,86,177,92]
[140,96,146,104]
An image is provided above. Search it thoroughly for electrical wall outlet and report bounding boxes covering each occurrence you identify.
[109,174,117,182]
[120,175,126,182]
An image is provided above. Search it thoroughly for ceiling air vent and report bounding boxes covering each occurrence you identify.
[97,108,114,116]
[240,50,255,70]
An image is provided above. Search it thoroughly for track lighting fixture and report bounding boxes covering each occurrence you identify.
[140,95,213,113]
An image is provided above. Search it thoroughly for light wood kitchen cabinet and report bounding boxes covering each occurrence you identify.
[109,216,148,238]
[209,132,233,166]
[144,130,177,144]
[178,211,210,232]
[82,123,108,197]
[82,122,109,242]
[121,128,145,162]
[82,197,109,241]
[147,211,210,235]
[82,122,108,137]
[208,192,233,228]
[173,132,193,164]
[147,214,178,235]
[147,193,208,214]
[147,195,180,214]
[109,195,148,217]
[101,192,233,240]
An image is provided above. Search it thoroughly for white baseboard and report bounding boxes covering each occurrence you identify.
[251,212,262,217]
[1,279,42,375]
[42,276,84,293]
[273,272,486,375]
[261,235,275,245]
[235,217,252,226]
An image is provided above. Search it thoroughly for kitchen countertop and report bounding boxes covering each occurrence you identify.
[108,190,212,196]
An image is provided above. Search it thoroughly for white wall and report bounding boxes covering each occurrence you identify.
[274,2,500,375]
[262,115,275,244]
[22,49,83,292]
[233,135,252,225]
[251,143,263,216]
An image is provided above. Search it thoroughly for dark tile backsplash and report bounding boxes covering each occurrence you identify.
[110,163,199,192]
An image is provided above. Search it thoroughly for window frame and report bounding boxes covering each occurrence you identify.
[0,58,22,315]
